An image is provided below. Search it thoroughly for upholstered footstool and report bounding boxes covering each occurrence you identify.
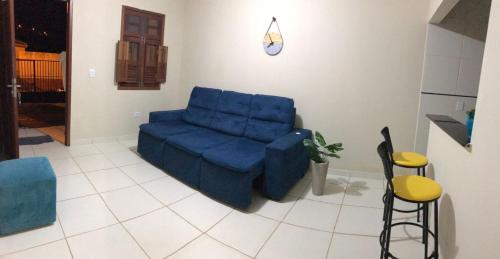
[0,157,56,236]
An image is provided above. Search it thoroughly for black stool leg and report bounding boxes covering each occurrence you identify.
[384,195,394,259]
[380,207,388,258]
[423,203,429,257]
[435,200,439,259]
[382,189,388,222]
[380,190,390,259]
[417,167,421,223]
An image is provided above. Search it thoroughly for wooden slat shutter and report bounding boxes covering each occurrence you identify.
[116,40,141,84]
[116,40,130,83]
[157,46,168,83]
[143,42,158,85]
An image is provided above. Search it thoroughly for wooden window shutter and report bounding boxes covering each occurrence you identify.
[116,40,130,83]
[157,46,168,83]
[143,43,158,85]
[116,40,141,84]
[118,6,165,89]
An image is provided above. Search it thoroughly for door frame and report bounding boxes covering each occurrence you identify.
[64,0,73,146]
[1,0,19,159]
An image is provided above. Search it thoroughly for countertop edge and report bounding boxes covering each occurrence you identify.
[426,114,469,147]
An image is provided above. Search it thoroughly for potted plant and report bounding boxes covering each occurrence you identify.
[466,109,475,143]
[303,132,344,195]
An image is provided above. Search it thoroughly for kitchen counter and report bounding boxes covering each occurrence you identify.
[426,114,468,147]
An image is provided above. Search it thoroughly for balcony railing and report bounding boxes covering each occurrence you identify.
[16,59,64,93]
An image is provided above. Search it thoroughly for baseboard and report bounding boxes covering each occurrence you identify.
[70,133,138,146]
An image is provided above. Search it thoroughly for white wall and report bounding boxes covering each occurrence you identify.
[180,0,431,171]
[415,24,484,154]
[428,0,459,23]
[70,0,186,144]
[421,25,484,97]
[426,0,500,257]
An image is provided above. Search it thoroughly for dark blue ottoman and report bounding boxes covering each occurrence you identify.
[0,157,56,236]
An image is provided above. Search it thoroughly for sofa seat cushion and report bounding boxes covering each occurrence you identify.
[244,94,295,142]
[166,129,237,156]
[202,138,266,173]
[140,121,202,140]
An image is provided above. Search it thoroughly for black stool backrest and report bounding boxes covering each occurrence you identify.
[381,127,395,160]
[377,141,395,191]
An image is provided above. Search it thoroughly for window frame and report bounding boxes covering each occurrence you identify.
[118,5,165,90]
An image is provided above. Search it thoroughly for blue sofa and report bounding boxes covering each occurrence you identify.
[138,87,311,208]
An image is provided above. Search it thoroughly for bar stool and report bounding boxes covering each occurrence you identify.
[381,127,428,221]
[381,127,428,176]
[378,142,441,259]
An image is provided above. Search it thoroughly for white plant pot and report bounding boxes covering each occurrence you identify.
[311,160,329,196]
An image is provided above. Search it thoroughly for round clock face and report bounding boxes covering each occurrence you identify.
[263,32,283,56]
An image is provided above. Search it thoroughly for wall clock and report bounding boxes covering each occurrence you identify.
[263,17,283,56]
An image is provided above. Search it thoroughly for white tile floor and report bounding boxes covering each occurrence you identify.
[6,139,431,259]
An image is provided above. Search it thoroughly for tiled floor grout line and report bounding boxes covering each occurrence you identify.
[71,155,153,259]
[96,143,144,169]
[163,190,198,207]
[55,214,75,259]
[203,210,259,258]
[253,192,309,258]
[162,234,205,259]
[253,222,281,258]
[165,208,236,258]
[78,169,384,246]
[55,142,210,259]
[0,238,68,257]
[13,143,400,258]
[130,169,198,209]
[166,204,204,232]
[127,170,211,258]
[2,183,114,256]
[114,165,167,186]
[206,234,253,259]
[324,174,351,259]
[340,203,385,211]
[62,222,123,239]
[56,191,98,203]
[118,221,154,259]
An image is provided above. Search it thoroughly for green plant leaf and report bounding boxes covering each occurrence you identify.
[303,139,317,149]
[306,131,343,162]
[303,139,321,162]
[328,154,341,159]
[325,143,344,153]
[315,132,326,147]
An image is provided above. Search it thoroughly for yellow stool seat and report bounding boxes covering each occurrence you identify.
[393,152,428,167]
[392,175,442,202]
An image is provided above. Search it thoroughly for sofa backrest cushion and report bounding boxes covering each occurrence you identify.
[182,86,222,127]
[209,91,253,136]
[244,94,295,142]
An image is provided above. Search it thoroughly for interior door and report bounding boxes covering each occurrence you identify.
[0,0,20,160]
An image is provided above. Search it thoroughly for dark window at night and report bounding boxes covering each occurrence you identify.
[116,6,167,90]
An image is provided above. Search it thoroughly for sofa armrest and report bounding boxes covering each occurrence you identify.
[264,129,312,200]
[149,109,185,123]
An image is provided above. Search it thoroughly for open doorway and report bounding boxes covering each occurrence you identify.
[14,0,71,145]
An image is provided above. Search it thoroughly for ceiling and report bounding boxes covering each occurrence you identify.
[438,0,491,41]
